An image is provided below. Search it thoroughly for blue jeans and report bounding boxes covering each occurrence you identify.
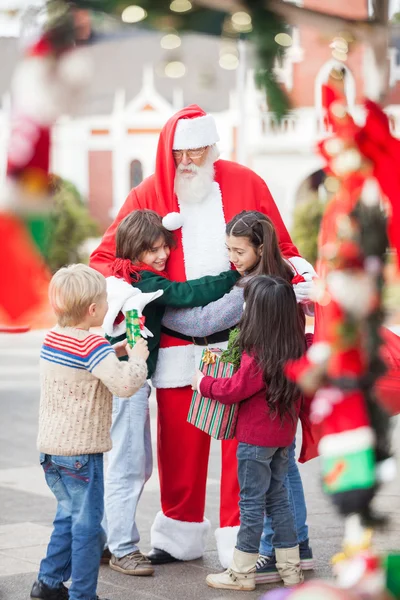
[104,382,152,557]
[38,453,105,600]
[236,443,297,554]
[259,439,308,556]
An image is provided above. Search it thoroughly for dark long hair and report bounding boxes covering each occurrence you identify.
[239,275,306,423]
[226,211,293,282]
[226,210,305,329]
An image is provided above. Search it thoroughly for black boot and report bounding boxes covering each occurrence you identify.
[147,548,180,565]
[30,580,69,600]
[100,547,112,564]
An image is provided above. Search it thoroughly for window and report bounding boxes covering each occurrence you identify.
[130,159,143,189]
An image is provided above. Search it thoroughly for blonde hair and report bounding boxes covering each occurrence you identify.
[49,264,106,327]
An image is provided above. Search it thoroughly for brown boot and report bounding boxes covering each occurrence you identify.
[275,546,304,587]
[206,548,257,591]
[109,550,154,576]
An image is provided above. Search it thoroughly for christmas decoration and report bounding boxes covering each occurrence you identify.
[4,3,91,210]
[285,80,400,524]
[0,1,91,328]
[0,213,51,328]
[260,552,400,600]
[283,78,400,600]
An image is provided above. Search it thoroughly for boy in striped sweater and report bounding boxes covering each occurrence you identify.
[31,264,149,600]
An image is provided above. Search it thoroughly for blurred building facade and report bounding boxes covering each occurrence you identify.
[1,0,400,231]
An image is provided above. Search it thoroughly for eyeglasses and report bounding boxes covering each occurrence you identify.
[172,147,207,160]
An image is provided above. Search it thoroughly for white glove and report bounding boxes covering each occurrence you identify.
[122,290,164,338]
[293,272,315,304]
[288,256,317,279]
[103,276,142,337]
[287,257,318,308]
[103,276,163,337]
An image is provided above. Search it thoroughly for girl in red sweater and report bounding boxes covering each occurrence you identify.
[193,274,306,591]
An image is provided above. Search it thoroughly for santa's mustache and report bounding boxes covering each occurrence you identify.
[176,162,200,174]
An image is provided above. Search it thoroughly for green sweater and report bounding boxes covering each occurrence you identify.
[108,269,240,378]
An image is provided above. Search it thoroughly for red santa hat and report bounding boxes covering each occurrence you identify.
[172,113,219,150]
[154,105,219,231]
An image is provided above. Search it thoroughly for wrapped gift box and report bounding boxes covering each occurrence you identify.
[187,348,238,440]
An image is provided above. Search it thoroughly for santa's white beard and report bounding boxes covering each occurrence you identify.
[174,148,217,204]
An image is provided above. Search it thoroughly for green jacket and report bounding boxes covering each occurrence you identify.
[108,268,239,378]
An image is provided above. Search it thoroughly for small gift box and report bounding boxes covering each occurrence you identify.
[187,348,238,440]
[125,308,145,347]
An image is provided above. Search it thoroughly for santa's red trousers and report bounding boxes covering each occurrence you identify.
[157,386,240,526]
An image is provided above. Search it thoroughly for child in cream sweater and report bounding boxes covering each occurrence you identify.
[31,264,149,600]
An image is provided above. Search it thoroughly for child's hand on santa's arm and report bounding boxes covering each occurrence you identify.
[191,370,205,392]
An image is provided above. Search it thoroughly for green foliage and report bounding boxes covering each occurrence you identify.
[249,0,291,120]
[46,176,99,273]
[291,195,326,266]
[65,0,290,120]
[220,327,241,370]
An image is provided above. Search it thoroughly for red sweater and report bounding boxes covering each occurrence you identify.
[199,352,300,448]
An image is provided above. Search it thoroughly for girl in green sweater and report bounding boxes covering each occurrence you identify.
[102,209,239,576]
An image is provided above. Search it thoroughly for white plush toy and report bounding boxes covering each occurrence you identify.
[103,276,163,338]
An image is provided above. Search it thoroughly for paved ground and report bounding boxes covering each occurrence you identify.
[0,330,399,600]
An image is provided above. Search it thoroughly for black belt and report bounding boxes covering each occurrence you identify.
[161,326,231,346]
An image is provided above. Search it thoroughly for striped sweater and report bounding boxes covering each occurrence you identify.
[37,326,148,455]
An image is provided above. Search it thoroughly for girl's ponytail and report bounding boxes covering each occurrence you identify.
[258,218,293,283]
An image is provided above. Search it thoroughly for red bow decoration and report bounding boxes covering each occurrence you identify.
[291,273,306,285]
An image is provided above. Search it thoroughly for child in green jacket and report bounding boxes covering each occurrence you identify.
[106,209,239,376]
[101,209,238,575]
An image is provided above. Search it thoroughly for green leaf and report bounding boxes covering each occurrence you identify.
[220,327,241,369]
[46,175,99,272]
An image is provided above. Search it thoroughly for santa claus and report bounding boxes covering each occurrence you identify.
[90,105,315,566]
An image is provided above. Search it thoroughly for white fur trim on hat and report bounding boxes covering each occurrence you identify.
[162,212,183,231]
[215,526,240,568]
[150,510,210,560]
[173,114,220,150]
